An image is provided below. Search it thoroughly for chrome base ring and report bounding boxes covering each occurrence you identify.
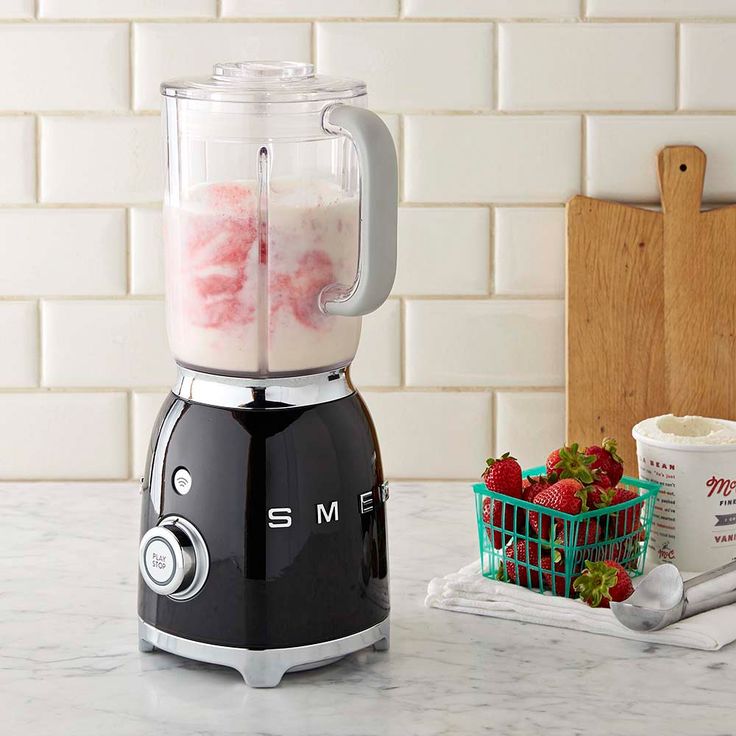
[138,617,390,688]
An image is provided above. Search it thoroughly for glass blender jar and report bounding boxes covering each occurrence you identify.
[162,60,397,377]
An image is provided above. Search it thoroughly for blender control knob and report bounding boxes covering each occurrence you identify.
[139,522,196,597]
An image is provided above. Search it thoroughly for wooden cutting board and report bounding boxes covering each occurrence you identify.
[567,145,736,472]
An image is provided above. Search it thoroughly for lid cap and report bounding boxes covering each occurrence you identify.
[161,60,366,103]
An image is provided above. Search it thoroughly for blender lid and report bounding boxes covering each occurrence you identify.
[161,61,366,103]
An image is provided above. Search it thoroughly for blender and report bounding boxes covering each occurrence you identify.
[137,61,397,687]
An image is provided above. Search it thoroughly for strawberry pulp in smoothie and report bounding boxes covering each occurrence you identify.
[165,179,360,375]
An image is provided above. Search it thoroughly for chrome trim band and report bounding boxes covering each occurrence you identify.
[173,366,355,410]
[139,616,390,688]
[162,516,210,602]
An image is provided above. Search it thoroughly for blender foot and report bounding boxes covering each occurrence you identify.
[139,637,156,653]
[237,664,287,689]
[373,634,390,652]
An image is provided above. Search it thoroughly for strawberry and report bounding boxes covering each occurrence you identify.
[541,553,570,597]
[573,560,634,608]
[522,474,549,504]
[482,452,522,497]
[587,483,616,510]
[604,538,641,568]
[529,478,586,539]
[482,495,516,549]
[501,539,542,588]
[585,437,624,488]
[567,518,599,547]
[606,487,642,539]
[545,443,596,484]
[482,495,492,541]
[502,540,570,596]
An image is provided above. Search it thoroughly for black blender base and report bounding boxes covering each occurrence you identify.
[138,379,390,686]
[138,617,390,687]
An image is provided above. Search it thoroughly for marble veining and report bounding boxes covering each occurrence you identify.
[0,481,734,735]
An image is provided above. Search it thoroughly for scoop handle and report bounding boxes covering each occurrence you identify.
[681,559,736,619]
[320,104,398,317]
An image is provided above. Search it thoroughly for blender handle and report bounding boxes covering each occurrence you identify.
[321,104,398,317]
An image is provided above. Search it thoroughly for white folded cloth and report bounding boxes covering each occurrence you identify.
[425,560,736,651]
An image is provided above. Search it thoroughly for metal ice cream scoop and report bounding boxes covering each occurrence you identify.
[610,560,736,632]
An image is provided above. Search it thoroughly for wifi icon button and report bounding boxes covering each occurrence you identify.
[172,468,193,495]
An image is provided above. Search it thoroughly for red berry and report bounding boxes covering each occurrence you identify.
[587,483,616,509]
[567,518,599,547]
[482,452,522,498]
[529,478,586,540]
[522,474,549,504]
[482,495,516,549]
[573,560,634,608]
[541,553,570,596]
[606,487,642,539]
[584,437,624,488]
[545,443,596,484]
[502,539,542,588]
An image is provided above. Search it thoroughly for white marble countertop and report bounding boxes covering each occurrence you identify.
[1,481,734,736]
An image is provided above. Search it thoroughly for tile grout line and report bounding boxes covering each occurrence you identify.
[397,114,405,202]
[37,298,44,387]
[0,476,482,483]
[9,110,736,118]
[0,293,567,302]
[490,391,496,457]
[127,390,134,480]
[11,17,736,24]
[399,298,407,387]
[34,114,41,203]
[125,208,132,295]
[492,21,499,110]
[128,21,135,110]
[35,298,42,388]
[580,114,587,195]
[0,385,565,395]
[487,206,495,295]
[675,21,682,110]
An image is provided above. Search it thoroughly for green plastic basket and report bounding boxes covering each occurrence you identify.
[473,466,660,597]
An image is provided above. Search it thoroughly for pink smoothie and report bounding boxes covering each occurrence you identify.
[165,179,361,376]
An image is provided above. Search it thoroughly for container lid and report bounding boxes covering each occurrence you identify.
[161,61,366,103]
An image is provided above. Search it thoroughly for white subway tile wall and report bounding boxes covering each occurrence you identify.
[0,117,35,203]
[0,6,729,480]
[404,116,581,203]
[680,24,736,110]
[0,1,34,19]
[38,1,217,18]
[132,391,168,477]
[133,23,311,109]
[41,300,174,388]
[40,116,162,203]
[0,302,39,388]
[222,1,399,18]
[0,210,127,296]
[495,392,566,471]
[0,24,130,111]
[494,208,566,297]
[498,23,676,111]
[316,22,494,111]
[130,208,164,295]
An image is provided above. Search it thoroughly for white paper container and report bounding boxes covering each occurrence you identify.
[633,418,736,572]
